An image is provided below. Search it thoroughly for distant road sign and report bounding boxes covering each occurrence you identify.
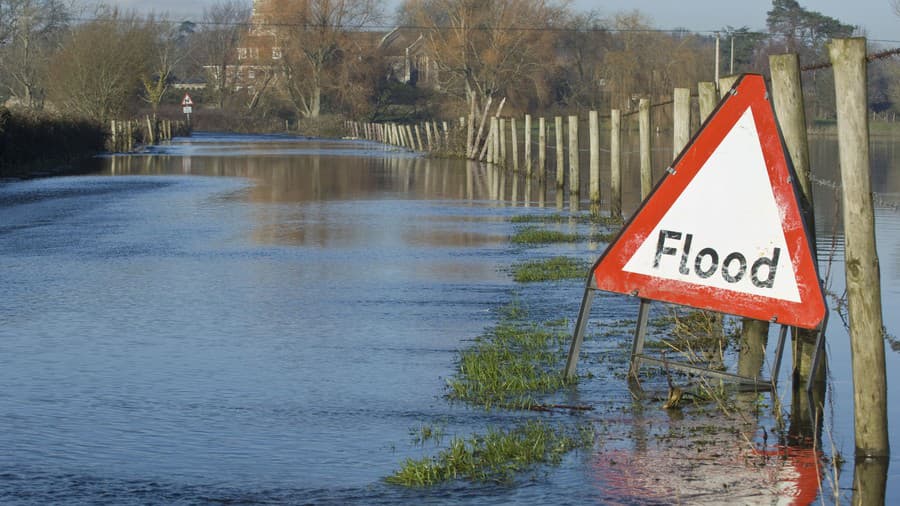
[590,74,825,329]
[182,106,193,115]
[181,93,194,106]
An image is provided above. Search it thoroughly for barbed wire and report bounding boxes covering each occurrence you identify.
[801,46,900,72]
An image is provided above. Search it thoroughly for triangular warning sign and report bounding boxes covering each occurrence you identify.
[592,74,826,329]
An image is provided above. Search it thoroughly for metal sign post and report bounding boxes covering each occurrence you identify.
[181,93,194,126]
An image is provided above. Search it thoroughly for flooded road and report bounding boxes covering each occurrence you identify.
[1,132,899,504]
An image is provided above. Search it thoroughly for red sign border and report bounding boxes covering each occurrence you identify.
[591,74,826,329]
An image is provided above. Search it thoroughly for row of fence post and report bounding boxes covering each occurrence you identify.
[345,120,453,155]
[348,105,663,220]
[109,117,190,153]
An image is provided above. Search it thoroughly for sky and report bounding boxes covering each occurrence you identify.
[105,0,900,43]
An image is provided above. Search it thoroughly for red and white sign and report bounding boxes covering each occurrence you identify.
[181,93,194,106]
[591,74,825,329]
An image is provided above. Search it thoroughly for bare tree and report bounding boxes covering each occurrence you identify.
[263,0,385,118]
[555,10,612,109]
[139,17,192,119]
[47,8,154,121]
[195,0,250,109]
[0,0,69,109]
[401,0,566,154]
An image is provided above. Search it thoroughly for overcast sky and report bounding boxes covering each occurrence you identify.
[103,0,900,42]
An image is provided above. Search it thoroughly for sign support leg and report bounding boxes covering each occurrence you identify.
[806,313,829,395]
[629,299,651,380]
[770,324,789,387]
[564,286,595,379]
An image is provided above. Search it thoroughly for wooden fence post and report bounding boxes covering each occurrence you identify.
[698,81,717,122]
[639,98,652,201]
[511,117,519,172]
[673,88,691,157]
[538,117,547,180]
[555,116,564,189]
[486,118,495,163]
[499,118,507,167]
[414,124,424,151]
[568,115,579,196]
[589,110,601,214]
[110,120,118,152]
[829,37,889,458]
[466,101,476,157]
[492,117,501,165]
[610,109,622,219]
[524,114,533,177]
[719,75,739,98]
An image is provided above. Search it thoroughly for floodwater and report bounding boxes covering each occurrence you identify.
[0,132,898,504]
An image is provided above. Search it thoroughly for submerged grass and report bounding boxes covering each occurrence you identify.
[446,321,574,410]
[512,256,589,282]
[386,420,594,487]
[510,213,624,227]
[511,226,581,245]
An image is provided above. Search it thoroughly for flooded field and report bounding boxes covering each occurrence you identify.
[0,132,898,504]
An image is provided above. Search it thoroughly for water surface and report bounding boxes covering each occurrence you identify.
[1,132,899,504]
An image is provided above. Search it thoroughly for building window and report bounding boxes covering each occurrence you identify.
[237,47,248,60]
[248,69,256,79]
[272,47,282,60]
[250,47,259,59]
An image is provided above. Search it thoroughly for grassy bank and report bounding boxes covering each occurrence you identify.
[0,108,106,178]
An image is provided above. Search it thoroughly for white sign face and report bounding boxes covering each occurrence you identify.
[183,106,193,114]
[621,108,801,302]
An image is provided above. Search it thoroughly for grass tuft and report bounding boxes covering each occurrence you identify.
[512,256,589,282]
[446,321,574,410]
[386,420,594,487]
[510,213,624,227]
[511,226,581,245]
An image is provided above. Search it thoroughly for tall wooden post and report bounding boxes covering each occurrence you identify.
[589,110,601,214]
[555,116,565,189]
[698,81,718,122]
[538,117,547,179]
[829,37,888,458]
[511,117,519,172]
[610,109,622,219]
[524,114,533,176]
[568,115,579,196]
[673,88,691,157]
[639,98,652,200]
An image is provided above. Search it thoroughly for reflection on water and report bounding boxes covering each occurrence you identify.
[2,131,899,504]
